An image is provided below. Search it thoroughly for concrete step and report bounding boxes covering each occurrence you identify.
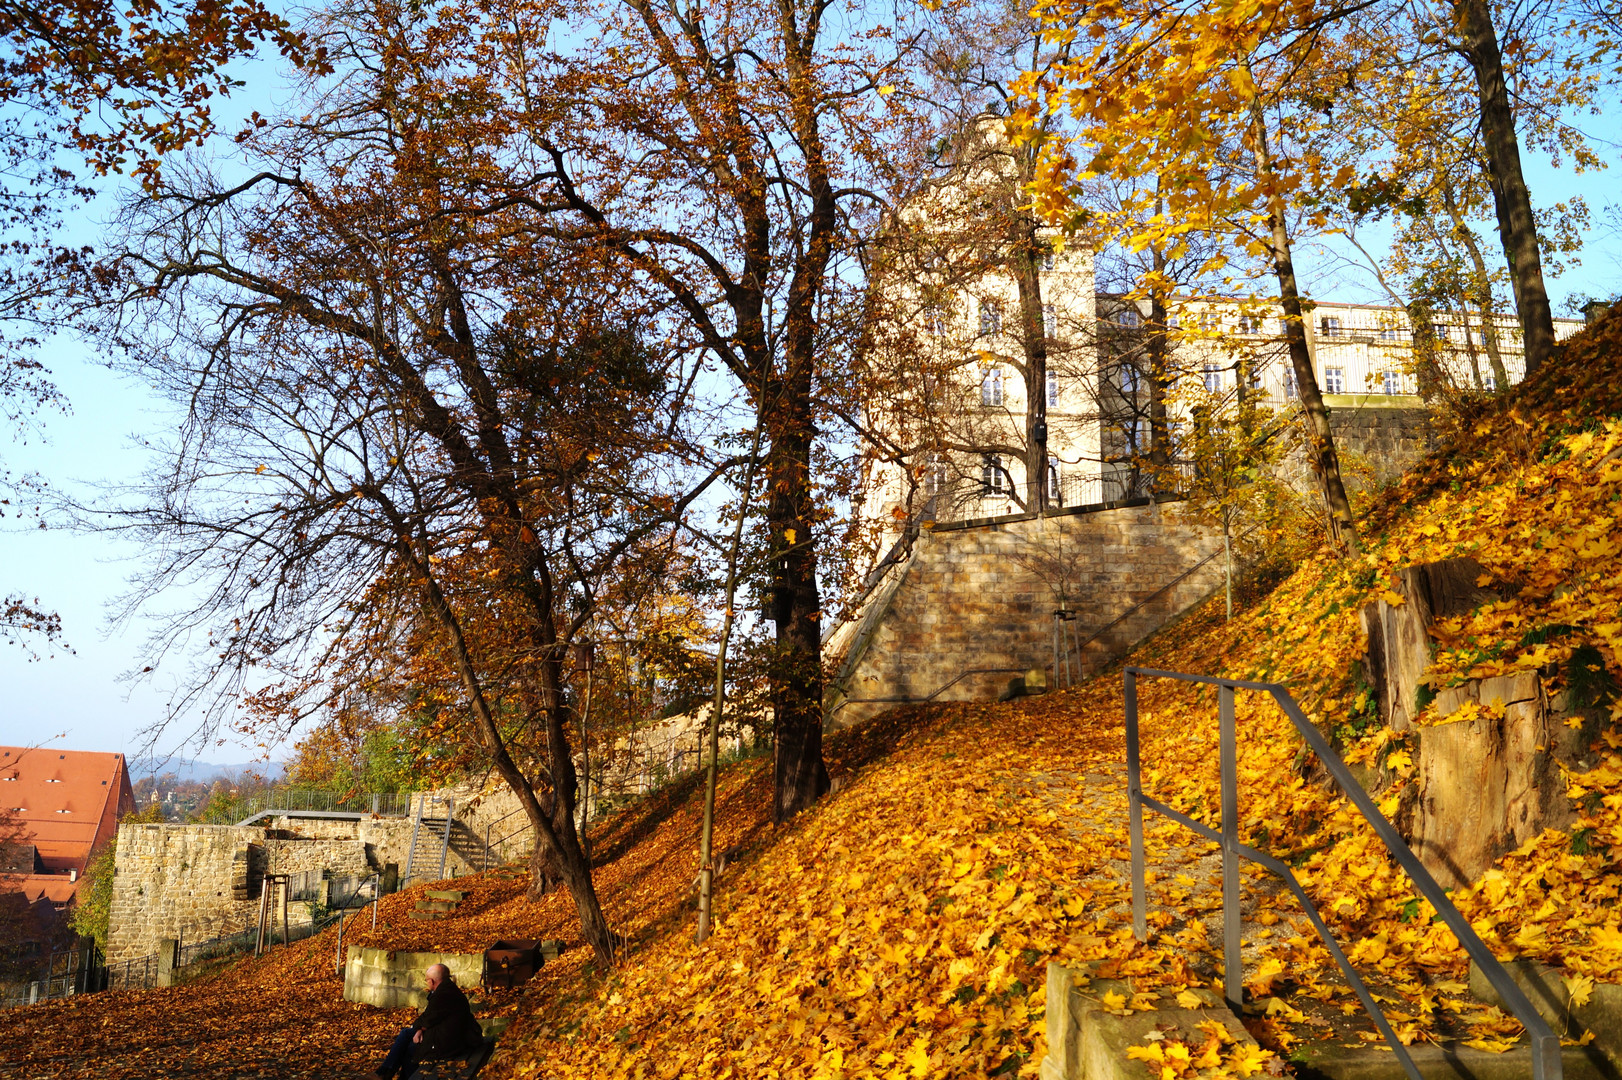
[1291,1040,1615,1079]
[1043,962,1622,1080]
[426,889,466,902]
[414,900,458,913]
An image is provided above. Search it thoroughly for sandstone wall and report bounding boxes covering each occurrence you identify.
[827,501,1227,728]
[107,817,402,963]
[1279,402,1432,493]
[343,946,485,1009]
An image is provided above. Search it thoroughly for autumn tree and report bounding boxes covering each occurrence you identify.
[1327,0,1601,392]
[470,0,940,822]
[81,0,752,960]
[0,0,319,662]
[1023,0,1374,552]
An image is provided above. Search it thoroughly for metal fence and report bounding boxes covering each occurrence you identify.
[233,788,415,819]
[2,868,383,1010]
[1123,666,1561,1080]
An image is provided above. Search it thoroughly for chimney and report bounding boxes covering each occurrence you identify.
[69,868,78,882]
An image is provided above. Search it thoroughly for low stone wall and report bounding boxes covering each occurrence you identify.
[343,946,485,1009]
[827,501,1227,729]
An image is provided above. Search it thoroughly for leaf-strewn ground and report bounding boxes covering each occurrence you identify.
[6,312,1622,1078]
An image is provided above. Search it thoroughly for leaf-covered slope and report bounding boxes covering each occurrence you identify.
[488,312,1622,1077]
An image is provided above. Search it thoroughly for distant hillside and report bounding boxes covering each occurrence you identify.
[128,758,285,783]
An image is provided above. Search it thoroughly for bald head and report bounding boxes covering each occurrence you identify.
[426,963,450,989]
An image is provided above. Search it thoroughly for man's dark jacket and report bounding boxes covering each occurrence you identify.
[412,978,484,1058]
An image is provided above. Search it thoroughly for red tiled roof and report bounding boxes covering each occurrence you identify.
[14,874,79,904]
[0,747,135,900]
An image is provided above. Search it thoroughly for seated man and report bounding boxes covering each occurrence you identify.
[370,963,486,1080]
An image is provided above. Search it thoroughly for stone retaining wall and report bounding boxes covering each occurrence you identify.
[827,501,1227,729]
[1279,401,1432,493]
[343,946,485,1009]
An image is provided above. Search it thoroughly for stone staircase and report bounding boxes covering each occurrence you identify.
[1042,962,1621,1079]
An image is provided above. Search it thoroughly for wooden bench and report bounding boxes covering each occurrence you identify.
[410,1035,498,1080]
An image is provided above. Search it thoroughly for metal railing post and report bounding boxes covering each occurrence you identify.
[1218,684,1242,1015]
[1125,670,1147,942]
[1123,667,1561,1080]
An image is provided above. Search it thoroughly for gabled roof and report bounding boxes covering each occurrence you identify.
[0,747,135,885]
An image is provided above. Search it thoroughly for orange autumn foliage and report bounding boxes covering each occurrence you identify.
[7,314,1622,1079]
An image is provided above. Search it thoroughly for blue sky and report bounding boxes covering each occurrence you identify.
[0,51,1616,768]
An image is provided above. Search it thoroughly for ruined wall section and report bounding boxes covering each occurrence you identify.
[106,818,401,964]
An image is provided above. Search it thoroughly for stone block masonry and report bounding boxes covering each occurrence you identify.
[343,946,484,1009]
[827,501,1227,729]
[105,816,405,964]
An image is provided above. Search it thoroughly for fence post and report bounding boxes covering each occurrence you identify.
[1125,670,1146,942]
[156,939,178,988]
[1218,684,1242,1015]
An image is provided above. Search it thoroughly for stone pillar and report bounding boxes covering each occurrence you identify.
[381,863,399,895]
[27,982,38,1005]
[156,938,179,987]
[318,879,332,908]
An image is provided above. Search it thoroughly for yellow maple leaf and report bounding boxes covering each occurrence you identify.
[904,1036,931,1076]
[1566,973,1595,1009]
[1226,1044,1276,1077]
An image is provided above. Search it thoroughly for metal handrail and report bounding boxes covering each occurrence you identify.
[482,806,533,870]
[1123,666,1561,1080]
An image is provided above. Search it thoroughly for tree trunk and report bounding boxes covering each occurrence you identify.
[408,543,617,965]
[1009,216,1050,512]
[1245,91,1359,555]
[1146,196,1172,487]
[697,402,764,943]
[1442,184,1512,390]
[1454,0,1556,380]
[764,373,828,823]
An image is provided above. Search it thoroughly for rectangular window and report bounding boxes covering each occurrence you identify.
[925,462,950,497]
[981,455,1004,494]
[1483,372,1497,391]
[1378,326,1402,341]
[1042,246,1056,272]
[978,300,1001,338]
[1043,303,1057,338]
[1325,366,1345,394]
[1117,308,1141,329]
[1248,363,1264,392]
[1284,369,1298,398]
[1203,363,1222,393]
[1321,316,1343,337]
[1198,312,1219,331]
[1382,370,1402,395]
[1047,462,1061,502]
[924,306,950,336]
[981,367,1004,407]
[1120,364,1142,396]
[1046,369,1059,407]
[1237,315,1261,334]
[1434,323,1450,342]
